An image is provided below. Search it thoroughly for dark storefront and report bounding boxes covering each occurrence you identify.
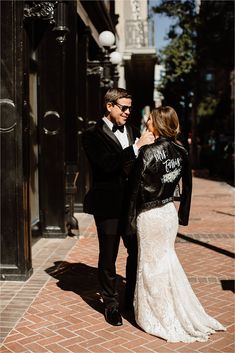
[0,0,118,280]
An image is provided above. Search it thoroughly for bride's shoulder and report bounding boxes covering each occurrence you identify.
[139,141,161,159]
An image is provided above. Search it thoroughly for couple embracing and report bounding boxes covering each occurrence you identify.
[82,88,225,343]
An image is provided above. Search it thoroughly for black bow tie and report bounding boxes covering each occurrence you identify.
[112,124,125,133]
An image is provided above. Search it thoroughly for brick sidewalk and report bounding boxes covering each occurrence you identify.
[1,177,234,353]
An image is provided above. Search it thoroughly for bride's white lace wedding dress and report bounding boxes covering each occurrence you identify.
[134,202,225,343]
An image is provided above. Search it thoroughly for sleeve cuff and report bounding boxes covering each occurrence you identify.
[133,141,139,157]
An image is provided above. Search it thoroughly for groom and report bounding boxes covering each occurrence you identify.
[82,87,154,326]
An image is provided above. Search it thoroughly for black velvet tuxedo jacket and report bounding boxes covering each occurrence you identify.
[82,119,140,218]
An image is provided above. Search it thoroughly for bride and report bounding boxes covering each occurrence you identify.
[126,106,225,342]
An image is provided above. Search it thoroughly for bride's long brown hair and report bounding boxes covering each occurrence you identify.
[151,106,180,139]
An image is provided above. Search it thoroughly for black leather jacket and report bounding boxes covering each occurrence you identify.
[126,136,192,235]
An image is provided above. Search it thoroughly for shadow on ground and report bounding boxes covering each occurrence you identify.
[177,233,235,259]
[177,234,235,293]
[221,280,235,293]
[45,261,137,325]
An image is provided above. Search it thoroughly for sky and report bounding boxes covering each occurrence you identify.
[148,0,173,51]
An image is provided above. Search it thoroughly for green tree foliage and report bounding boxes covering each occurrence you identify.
[152,0,234,141]
[197,96,219,118]
[152,0,234,172]
[153,0,197,81]
[152,0,198,144]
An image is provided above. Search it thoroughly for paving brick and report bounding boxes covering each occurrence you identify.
[122,337,152,349]
[44,342,71,352]
[2,341,27,353]
[132,346,158,353]
[3,333,25,344]
[88,344,114,352]
[24,342,50,352]
[54,328,78,339]
[58,336,86,347]
[79,336,108,348]
[66,343,91,352]
[0,346,13,353]
[65,322,92,331]
[110,345,133,352]
[16,333,45,346]
[220,343,235,352]
[15,326,37,337]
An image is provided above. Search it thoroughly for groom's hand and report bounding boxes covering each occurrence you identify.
[135,131,155,149]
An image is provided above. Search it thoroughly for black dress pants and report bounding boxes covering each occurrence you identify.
[94,217,120,309]
[124,234,137,308]
[94,216,137,310]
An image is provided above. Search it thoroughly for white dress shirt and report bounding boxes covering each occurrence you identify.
[102,117,139,156]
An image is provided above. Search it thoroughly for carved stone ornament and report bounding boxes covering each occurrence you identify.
[24,1,58,23]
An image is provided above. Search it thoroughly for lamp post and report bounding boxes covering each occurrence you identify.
[52,0,69,45]
[87,30,122,88]
[98,31,115,87]
[110,51,122,88]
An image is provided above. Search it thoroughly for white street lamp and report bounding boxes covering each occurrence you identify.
[110,51,122,87]
[110,51,122,65]
[87,30,121,88]
[98,31,115,47]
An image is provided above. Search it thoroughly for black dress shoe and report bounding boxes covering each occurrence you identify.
[104,307,123,326]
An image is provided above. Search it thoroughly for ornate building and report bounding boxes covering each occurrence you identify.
[0,0,156,280]
[116,0,157,126]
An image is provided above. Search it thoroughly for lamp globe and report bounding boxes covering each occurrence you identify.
[99,31,115,47]
[110,51,122,65]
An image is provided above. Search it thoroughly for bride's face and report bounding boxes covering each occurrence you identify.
[146,114,155,134]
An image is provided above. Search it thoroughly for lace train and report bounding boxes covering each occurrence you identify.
[134,202,225,343]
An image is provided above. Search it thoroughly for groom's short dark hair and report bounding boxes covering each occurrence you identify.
[104,88,132,106]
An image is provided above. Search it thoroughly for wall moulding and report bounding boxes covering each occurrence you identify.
[24,1,58,23]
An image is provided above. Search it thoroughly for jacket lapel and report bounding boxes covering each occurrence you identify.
[97,119,122,149]
[126,124,135,145]
[96,119,135,149]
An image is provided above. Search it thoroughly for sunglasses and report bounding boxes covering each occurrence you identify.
[113,102,133,113]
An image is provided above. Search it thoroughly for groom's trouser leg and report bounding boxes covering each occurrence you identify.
[125,235,137,308]
[94,217,120,309]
